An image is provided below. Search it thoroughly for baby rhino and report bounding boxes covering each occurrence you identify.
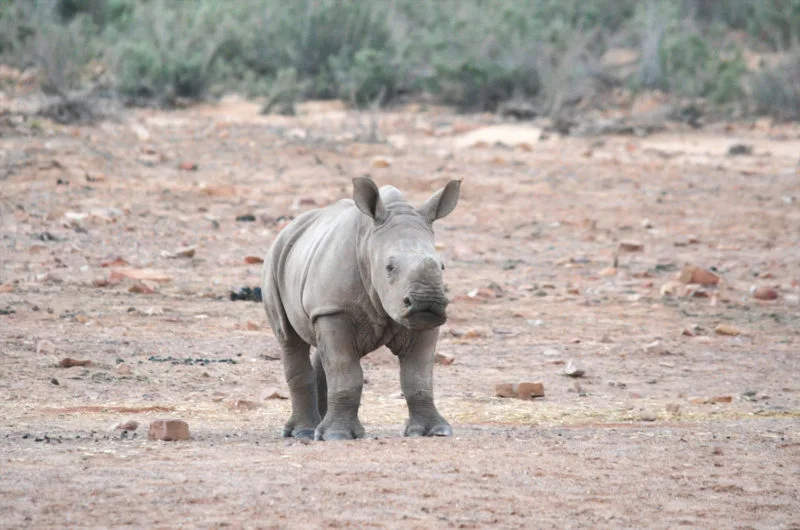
[262,177,461,440]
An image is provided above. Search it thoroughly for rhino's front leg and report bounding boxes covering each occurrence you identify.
[313,315,366,441]
[396,330,452,437]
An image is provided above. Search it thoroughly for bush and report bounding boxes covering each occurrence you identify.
[751,52,800,120]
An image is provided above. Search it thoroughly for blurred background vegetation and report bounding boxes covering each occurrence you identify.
[1,0,799,120]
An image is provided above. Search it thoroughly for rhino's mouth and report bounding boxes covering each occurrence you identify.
[401,307,447,330]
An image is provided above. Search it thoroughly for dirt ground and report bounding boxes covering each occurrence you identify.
[1,98,799,529]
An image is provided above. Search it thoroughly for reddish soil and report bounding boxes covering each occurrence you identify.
[1,98,799,529]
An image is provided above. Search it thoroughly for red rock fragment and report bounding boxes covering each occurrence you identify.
[434,352,455,366]
[752,286,778,301]
[59,358,92,368]
[244,256,264,264]
[148,419,190,441]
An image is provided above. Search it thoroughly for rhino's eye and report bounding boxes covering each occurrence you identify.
[386,260,397,274]
[440,262,445,271]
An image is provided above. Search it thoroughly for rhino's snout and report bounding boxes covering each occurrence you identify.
[401,292,448,330]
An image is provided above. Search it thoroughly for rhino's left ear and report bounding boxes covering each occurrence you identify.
[418,180,461,223]
[353,177,387,221]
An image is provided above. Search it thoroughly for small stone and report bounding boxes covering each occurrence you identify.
[678,265,719,286]
[128,282,156,294]
[710,395,732,403]
[643,340,670,355]
[36,339,57,355]
[641,219,653,229]
[563,360,585,378]
[434,352,455,366]
[148,419,190,441]
[50,377,59,385]
[244,256,264,264]
[116,364,132,376]
[246,321,261,331]
[178,161,198,171]
[262,388,288,400]
[542,348,560,357]
[751,286,778,301]
[516,382,545,400]
[494,383,517,398]
[665,403,681,414]
[638,411,658,422]
[599,334,613,343]
[618,241,644,252]
[371,156,392,168]
[230,399,259,411]
[59,358,91,368]
[688,396,709,405]
[660,280,685,297]
[714,324,741,336]
[115,420,140,432]
[599,267,618,277]
[161,245,197,259]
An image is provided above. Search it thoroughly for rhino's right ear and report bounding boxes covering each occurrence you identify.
[353,177,386,221]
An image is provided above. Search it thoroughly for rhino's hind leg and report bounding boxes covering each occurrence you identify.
[312,350,328,419]
[313,315,365,441]
[395,329,453,437]
[279,333,322,439]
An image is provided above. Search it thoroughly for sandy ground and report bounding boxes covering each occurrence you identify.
[1,98,799,529]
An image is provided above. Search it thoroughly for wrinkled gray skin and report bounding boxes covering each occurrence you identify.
[262,177,461,440]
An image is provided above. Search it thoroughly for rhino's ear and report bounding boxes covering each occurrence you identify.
[418,180,461,223]
[353,177,386,221]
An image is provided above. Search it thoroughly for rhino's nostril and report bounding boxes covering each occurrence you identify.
[403,296,412,308]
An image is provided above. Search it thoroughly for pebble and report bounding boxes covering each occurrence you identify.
[148,419,190,441]
[665,403,681,414]
[434,352,455,366]
[36,340,57,355]
[114,420,140,432]
[638,411,658,422]
[116,364,132,376]
[562,360,585,378]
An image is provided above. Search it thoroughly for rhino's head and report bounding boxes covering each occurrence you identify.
[353,177,461,331]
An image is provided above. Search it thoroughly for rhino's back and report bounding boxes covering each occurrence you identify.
[266,198,367,344]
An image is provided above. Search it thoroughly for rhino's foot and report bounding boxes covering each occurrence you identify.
[404,417,453,437]
[314,418,365,441]
[282,419,319,440]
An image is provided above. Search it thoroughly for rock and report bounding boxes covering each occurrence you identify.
[0,284,14,293]
[494,383,517,398]
[638,411,658,422]
[246,320,261,331]
[59,358,91,368]
[714,324,741,336]
[178,161,198,171]
[710,395,732,403]
[434,352,455,366]
[101,257,130,268]
[516,382,545,399]
[115,420,140,431]
[618,241,644,252]
[751,286,778,301]
[542,348,560,357]
[36,339,57,355]
[262,388,288,400]
[161,245,197,259]
[665,403,681,414]
[244,256,264,264]
[660,280,685,297]
[116,364,132,376]
[641,219,653,229]
[235,214,256,222]
[688,396,709,405]
[599,334,613,343]
[371,156,392,168]
[678,265,719,286]
[128,282,156,294]
[229,286,262,302]
[599,267,618,277]
[643,340,669,355]
[230,399,259,411]
[454,125,542,149]
[562,360,585,377]
[727,144,752,156]
[148,419,190,441]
